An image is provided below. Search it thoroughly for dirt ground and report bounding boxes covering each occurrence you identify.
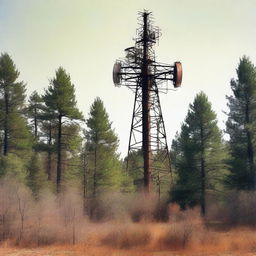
[1,244,256,256]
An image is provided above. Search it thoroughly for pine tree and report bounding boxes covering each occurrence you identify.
[226,56,256,190]
[171,92,226,216]
[0,53,32,157]
[43,67,83,192]
[85,97,122,197]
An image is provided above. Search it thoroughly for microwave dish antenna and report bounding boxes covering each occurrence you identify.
[113,62,122,86]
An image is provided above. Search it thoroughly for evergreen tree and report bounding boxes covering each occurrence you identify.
[0,53,32,158]
[226,56,256,190]
[43,67,83,192]
[85,97,122,197]
[171,92,226,216]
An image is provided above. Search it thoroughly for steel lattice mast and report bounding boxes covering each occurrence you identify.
[113,11,182,193]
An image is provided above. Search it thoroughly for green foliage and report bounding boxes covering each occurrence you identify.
[171,92,227,214]
[0,155,27,181]
[0,53,25,108]
[85,97,122,196]
[62,124,83,186]
[126,149,171,197]
[44,67,83,120]
[62,123,82,154]
[0,53,32,166]
[226,56,256,190]
[119,170,135,193]
[26,153,48,198]
[126,150,144,190]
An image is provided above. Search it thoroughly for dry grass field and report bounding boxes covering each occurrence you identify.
[1,223,256,256]
[2,184,256,256]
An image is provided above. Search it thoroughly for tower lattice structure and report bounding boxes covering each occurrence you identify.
[113,11,182,192]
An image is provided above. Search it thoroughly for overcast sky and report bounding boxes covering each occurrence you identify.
[1,0,256,157]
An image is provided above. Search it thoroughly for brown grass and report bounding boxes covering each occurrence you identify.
[2,228,256,256]
[2,180,256,255]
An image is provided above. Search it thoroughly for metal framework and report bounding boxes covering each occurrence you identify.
[113,11,182,193]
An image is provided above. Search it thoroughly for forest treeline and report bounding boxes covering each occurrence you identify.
[0,52,256,218]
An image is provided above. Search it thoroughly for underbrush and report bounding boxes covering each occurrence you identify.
[101,224,151,249]
[2,179,256,254]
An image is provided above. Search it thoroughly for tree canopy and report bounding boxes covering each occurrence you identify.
[226,56,256,190]
[171,92,226,215]
[85,97,122,197]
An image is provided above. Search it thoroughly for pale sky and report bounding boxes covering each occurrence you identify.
[1,0,256,157]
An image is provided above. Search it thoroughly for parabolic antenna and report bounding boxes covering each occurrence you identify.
[113,62,122,86]
[173,61,182,88]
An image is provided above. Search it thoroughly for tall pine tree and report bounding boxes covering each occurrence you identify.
[226,56,256,190]
[171,92,226,216]
[0,53,32,180]
[0,53,32,158]
[43,67,83,192]
[85,97,122,197]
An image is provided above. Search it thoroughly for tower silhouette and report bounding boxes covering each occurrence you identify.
[113,11,182,193]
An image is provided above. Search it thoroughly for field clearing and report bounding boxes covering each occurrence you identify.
[1,223,256,256]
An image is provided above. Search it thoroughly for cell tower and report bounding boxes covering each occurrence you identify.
[113,11,182,193]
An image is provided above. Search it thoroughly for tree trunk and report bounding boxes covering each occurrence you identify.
[3,89,9,156]
[246,130,254,188]
[200,157,206,216]
[47,123,52,181]
[93,145,97,197]
[245,100,255,189]
[72,209,76,245]
[34,108,38,138]
[56,115,62,193]
[83,151,88,215]
[200,125,206,216]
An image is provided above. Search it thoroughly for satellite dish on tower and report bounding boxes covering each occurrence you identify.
[173,62,182,88]
[113,62,121,86]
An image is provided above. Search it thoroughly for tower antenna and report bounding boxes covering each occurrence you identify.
[113,11,182,193]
